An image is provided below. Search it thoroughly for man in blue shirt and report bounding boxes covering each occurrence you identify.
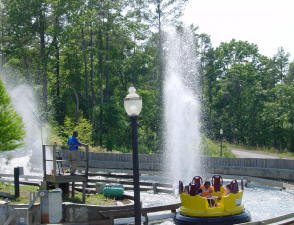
[67,131,85,175]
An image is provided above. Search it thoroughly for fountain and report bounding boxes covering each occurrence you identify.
[161,28,252,225]
[0,74,47,174]
[163,28,202,184]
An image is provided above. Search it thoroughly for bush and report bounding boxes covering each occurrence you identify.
[50,116,93,147]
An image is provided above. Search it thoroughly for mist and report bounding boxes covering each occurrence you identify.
[0,72,48,175]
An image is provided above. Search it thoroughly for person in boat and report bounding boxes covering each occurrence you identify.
[183,185,189,194]
[201,181,215,206]
[225,183,232,195]
[201,181,213,197]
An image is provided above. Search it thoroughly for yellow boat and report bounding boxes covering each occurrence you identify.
[175,176,251,225]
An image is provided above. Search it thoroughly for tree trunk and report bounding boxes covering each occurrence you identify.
[82,26,89,117]
[39,8,47,115]
[54,16,60,97]
[56,43,60,97]
[105,30,110,104]
[291,126,294,152]
[90,24,95,120]
[72,88,80,122]
[98,27,104,146]
[105,29,111,151]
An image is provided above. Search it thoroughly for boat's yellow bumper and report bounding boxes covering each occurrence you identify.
[179,190,245,217]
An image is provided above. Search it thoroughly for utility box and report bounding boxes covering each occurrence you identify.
[40,189,63,223]
[96,182,106,194]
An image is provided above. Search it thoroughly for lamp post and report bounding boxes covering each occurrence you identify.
[220,129,223,157]
[124,86,142,225]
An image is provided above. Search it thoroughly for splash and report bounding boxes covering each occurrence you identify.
[163,28,202,184]
[0,75,47,175]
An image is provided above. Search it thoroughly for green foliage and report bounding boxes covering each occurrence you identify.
[0,78,25,151]
[1,0,294,154]
[137,89,160,153]
[202,39,294,152]
[53,116,94,146]
[201,136,235,158]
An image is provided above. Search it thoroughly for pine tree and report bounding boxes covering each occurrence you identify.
[0,78,25,151]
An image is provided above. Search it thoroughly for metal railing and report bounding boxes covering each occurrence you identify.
[42,144,89,177]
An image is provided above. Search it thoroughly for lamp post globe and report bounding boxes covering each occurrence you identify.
[124,86,142,117]
[124,86,142,225]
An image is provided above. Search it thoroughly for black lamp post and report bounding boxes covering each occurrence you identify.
[124,86,142,225]
[220,129,223,157]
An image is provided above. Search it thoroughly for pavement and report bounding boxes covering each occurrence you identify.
[230,147,280,159]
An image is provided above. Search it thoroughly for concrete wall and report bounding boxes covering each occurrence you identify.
[60,151,294,181]
[0,202,133,224]
[205,157,294,181]
[0,203,40,225]
[62,202,134,223]
[61,151,162,171]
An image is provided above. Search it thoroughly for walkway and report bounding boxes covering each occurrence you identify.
[230,147,280,159]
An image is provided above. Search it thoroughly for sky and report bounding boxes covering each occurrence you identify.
[182,0,294,60]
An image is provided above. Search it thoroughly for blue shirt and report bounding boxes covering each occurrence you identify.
[67,136,82,150]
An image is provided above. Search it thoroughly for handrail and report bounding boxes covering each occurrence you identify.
[42,144,89,148]
[241,212,294,225]
[42,144,89,177]
[27,191,42,210]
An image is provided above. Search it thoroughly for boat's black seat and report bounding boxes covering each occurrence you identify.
[189,176,203,196]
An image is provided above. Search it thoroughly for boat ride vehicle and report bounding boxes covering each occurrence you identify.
[175,175,251,225]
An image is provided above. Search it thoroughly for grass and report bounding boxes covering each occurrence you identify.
[0,182,118,205]
[65,192,117,205]
[0,182,39,204]
[202,137,235,158]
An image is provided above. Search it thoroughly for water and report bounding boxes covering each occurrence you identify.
[244,182,294,221]
[130,182,294,223]
[0,77,47,175]
[163,29,202,184]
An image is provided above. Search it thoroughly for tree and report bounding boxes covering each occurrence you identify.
[273,47,290,83]
[0,78,25,151]
[285,61,294,84]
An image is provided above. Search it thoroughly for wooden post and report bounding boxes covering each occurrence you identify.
[152,183,158,194]
[85,145,89,178]
[42,145,46,177]
[143,212,148,225]
[14,167,20,198]
[82,181,86,203]
[83,145,88,204]
[72,182,75,198]
[53,144,57,176]
[29,192,36,202]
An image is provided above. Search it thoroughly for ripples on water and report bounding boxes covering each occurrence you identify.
[244,182,294,221]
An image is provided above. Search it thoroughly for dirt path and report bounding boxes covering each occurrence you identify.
[230,147,280,159]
